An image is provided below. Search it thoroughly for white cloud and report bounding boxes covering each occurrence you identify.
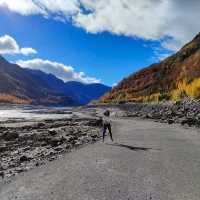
[154,51,172,62]
[112,83,117,88]
[0,0,79,17]
[16,58,101,84]
[0,35,37,55]
[0,0,44,15]
[161,38,183,52]
[1,0,200,51]
[20,47,37,55]
[74,0,200,51]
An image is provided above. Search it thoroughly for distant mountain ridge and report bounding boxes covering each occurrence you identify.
[0,56,111,105]
[101,33,200,103]
[64,81,111,105]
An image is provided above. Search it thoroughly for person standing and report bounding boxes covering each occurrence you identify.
[102,110,114,142]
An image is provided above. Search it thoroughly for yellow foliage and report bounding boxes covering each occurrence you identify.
[128,93,161,103]
[100,77,200,104]
[170,78,200,101]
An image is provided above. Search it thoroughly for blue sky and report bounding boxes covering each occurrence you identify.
[0,1,199,86]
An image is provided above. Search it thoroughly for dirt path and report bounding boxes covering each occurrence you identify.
[1,118,200,200]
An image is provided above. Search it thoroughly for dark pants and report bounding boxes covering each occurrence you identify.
[103,124,113,142]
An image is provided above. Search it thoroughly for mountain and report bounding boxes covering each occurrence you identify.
[0,56,111,105]
[101,33,200,103]
[64,81,111,105]
[26,69,111,105]
[0,56,74,105]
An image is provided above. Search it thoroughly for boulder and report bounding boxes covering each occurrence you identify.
[48,129,57,136]
[167,119,175,124]
[19,155,32,162]
[0,171,4,179]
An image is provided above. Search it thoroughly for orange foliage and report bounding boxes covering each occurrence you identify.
[0,93,30,104]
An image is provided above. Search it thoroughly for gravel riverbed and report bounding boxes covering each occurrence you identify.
[0,107,103,179]
[1,100,200,180]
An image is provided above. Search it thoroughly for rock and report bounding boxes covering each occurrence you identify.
[65,144,72,149]
[48,129,57,136]
[14,167,25,173]
[20,155,32,162]
[49,138,60,147]
[74,141,83,147]
[90,134,98,138]
[48,156,56,162]
[64,136,74,142]
[119,100,200,128]
[46,150,55,157]
[0,171,4,179]
[167,119,175,124]
[0,114,101,178]
[86,119,103,127]
[54,146,65,152]
[2,132,19,141]
[0,145,7,152]
[180,118,196,127]
[37,122,46,128]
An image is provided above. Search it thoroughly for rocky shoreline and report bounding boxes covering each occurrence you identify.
[116,100,200,127]
[0,115,102,179]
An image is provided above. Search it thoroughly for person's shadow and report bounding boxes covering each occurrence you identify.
[106,142,152,151]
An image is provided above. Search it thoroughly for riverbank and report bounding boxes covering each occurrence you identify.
[0,107,103,179]
[1,100,200,179]
[115,100,200,127]
[91,100,200,127]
